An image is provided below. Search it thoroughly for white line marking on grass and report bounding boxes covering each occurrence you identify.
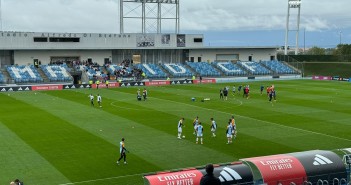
[233,99,243,107]
[148,96,351,142]
[90,89,349,142]
[58,172,144,185]
[110,101,144,110]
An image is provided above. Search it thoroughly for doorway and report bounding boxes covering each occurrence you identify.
[133,55,141,64]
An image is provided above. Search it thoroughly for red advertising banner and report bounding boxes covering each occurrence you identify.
[144,169,203,185]
[312,76,332,80]
[145,81,170,86]
[242,155,307,185]
[32,85,63,91]
[91,82,119,89]
[193,79,216,84]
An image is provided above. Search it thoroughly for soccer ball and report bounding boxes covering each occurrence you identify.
[182,135,185,138]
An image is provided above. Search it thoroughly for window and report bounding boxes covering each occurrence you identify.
[194,38,203,43]
[49,37,80,42]
[34,37,48,42]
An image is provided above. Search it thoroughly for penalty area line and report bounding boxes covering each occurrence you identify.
[152,96,351,142]
[58,172,144,185]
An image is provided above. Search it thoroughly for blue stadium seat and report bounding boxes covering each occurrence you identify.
[162,63,194,78]
[135,63,167,78]
[0,72,5,83]
[7,65,43,83]
[40,64,73,82]
[186,62,221,77]
[237,61,271,75]
[261,60,297,74]
[212,61,246,76]
[108,65,132,78]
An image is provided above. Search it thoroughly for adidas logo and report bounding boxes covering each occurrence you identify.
[313,154,333,165]
[219,167,242,183]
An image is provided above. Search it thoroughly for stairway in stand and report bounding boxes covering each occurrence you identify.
[1,68,12,84]
[37,67,49,83]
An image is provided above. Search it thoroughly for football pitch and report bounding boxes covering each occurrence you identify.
[1,79,351,185]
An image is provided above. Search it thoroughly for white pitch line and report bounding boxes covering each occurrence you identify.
[58,172,145,185]
[110,101,144,110]
[82,89,350,142]
[148,95,351,142]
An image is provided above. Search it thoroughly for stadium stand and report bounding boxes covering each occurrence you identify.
[261,60,297,74]
[40,64,73,82]
[0,72,5,83]
[87,66,106,80]
[134,63,167,78]
[237,61,271,75]
[75,65,106,80]
[212,61,246,76]
[7,65,43,83]
[186,62,221,77]
[107,65,132,78]
[162,63,193,78]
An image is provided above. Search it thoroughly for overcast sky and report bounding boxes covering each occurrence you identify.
[0,0,350,47]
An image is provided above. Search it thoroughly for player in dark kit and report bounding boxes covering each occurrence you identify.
[238,85,242,94]
[219,89,224,99]
[142,88,148,101]
[117,138,129,165]
[223,87,228,100]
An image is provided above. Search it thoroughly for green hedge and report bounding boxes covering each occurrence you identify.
[278,55,351,62]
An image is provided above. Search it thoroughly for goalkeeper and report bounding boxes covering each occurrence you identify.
[117,138,129,165]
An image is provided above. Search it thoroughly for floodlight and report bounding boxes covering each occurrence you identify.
[121,0,179,33]
[285,0,302,55]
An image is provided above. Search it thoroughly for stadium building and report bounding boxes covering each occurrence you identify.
[0,31,300,85]
[0,0,301,87]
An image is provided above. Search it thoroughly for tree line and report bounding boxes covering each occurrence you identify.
[304,44,351,55]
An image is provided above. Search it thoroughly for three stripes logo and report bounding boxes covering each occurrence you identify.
[313,154,333,166]
[219,167,242,183]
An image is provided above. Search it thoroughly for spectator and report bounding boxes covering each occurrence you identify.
[200,164,221,185]
[14,179,24,185]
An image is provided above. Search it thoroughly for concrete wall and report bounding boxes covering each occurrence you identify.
[14,50,112,65]
[188,48,278,62]
[0,32,204,50]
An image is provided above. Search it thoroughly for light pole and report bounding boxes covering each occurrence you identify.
[285,0,302,55]
[303,28,306,53]
[0,0,2,31]
[339,31,342,45]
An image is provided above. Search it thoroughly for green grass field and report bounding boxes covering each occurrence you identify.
[1,79,351,185]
